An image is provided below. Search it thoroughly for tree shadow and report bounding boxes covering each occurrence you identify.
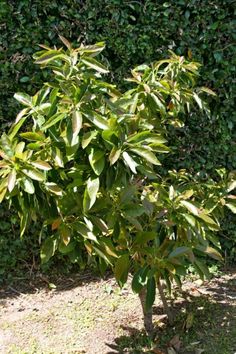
[0,269,114,300]
[105,275,236,354]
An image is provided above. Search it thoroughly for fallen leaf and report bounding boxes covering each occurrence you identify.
[167,347,177,354]
[152,348,165,354]
[169,334,181,351]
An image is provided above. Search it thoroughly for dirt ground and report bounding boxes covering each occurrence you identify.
[0,269,236,354]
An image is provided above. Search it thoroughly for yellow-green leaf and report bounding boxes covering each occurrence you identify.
[81,57,109,73]
[7,169,16,192]
[22,169,45,181]
[130,147,161,165]
[180,200,199,215]
[109,147,121,165]
[31,160,52,171]
[45,182,63,196]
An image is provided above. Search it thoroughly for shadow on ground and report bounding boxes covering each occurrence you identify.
[0,270,112,301]
[106,275,236,354]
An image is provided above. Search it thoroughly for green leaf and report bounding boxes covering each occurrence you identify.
[42,113,66,130]
[193,92,203,109]
[135,231,156,245]
[109,147,121,165]
[180,200,199,215]
[227,181,236,192]
[0,187,7,203]
[145,277,156,311]
[8,113,29,140]
[194,260,210,279]
[40,236,58,264]
[126,216,143,231]
[90,216,109,233]
[52,147,64,167]
[197,213,220,230]
[59,224,71,246]
[58,241,76,254]
[14,92,32,107]
[182,213,196,227]
[27,143,41,151]
[200,87,217,96]
[150,93,166,114]
[132,267,149,293]
[21,178,35,194]
[74,221,97,242]
[20,213,28,238]
[84,112,109,130]
[20,132,45,141]
[122,151,138,173]
[72,110,83,141]
[130,147,161,165]
[15,142,25,156]
[114,254,130,285]
[45,183,63,196]
[127,131,167,144]
[123,205,145,217]
[129,93,139,113]
[83,177,99,212]
[7,170,16,192]
[168,246,191,259]
[93,245,112,264]
[22,169,45,181]
[127,131,153,143]
[88,148,105,176]
[1,133,14,157]
[196,245,223,261]
[81,57,109,73]
[59,35,72,50]
[20,76,30,83]
[82,131,97,149]
[179,189,194,200]
[149,143,170,153]
[76,42,105,55]
[225,203,236,214]
[31,160,52,171]
[35,51,69,65]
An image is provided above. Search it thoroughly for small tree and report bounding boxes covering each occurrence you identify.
[1,38,235,336]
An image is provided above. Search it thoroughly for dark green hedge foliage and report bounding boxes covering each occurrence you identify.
[0,0,236,276]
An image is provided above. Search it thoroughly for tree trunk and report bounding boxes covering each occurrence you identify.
[157,279,174,325]
[139,287,154,337]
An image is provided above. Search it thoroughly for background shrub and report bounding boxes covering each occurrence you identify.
[0,0,235,278]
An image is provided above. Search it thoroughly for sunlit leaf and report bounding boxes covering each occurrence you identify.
[83,177,99,212]
[22,169,45,181]
[40,236,58,264]
[130,147,161,165]
[109,147,121,165]
[14,92,32,107]
[122,151,138,173]
[7,169,16,192]
[31,160,52,171]
[81,57,109,73]
[45,182,63,196]
[180,200,199,215]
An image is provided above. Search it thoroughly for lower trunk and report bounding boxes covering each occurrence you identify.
[139,287,154,337]
[157,279,174,325]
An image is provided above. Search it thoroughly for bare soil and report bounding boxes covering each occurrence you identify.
[0,269,236,354]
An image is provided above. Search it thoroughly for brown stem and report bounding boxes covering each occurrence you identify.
[139,287,154,338]
[157,279,174,325]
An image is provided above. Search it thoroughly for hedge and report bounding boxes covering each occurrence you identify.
[0,0,236,277]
